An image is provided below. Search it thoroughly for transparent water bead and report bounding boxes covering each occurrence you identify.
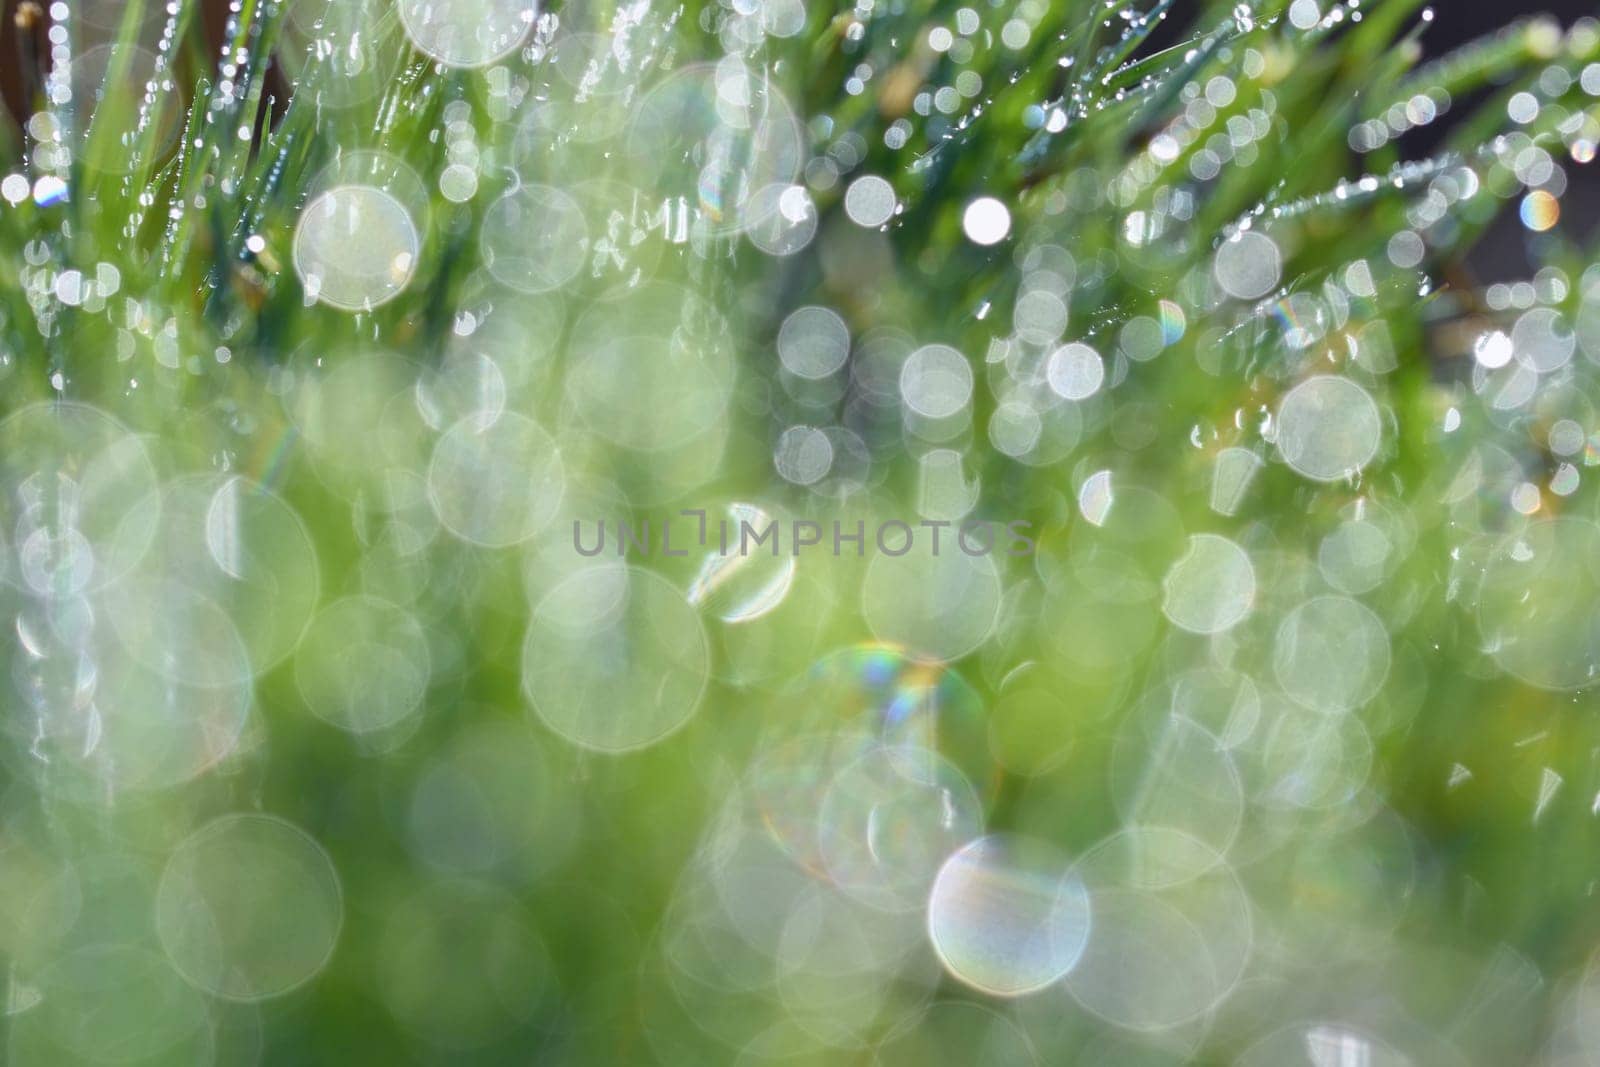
[293,185,419,311]
[687,503,798,624]
[279,0,398,110]
[70,44,182,176]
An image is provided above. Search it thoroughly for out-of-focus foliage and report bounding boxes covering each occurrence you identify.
[2,0,1600,1062]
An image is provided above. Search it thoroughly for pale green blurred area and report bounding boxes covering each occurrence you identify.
[0,0,1599,1063]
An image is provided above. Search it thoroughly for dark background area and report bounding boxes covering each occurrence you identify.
[1396,0,1600,279]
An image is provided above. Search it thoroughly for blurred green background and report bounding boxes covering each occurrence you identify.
[1,0,1600,1063]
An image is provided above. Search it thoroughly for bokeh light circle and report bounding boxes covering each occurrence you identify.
[1275,375,1382,483]
[1479,518,1600,690]
[1213,231,1282,300]
[397,0,537,68]
[816,743,984,911]
[480,183,588,294]
[295,595,432,733]
[427,412,565,547]
[523,566,710,752]
[926,835,1091,996]
[0,401,159,595]
[900,345,974,419]
[293,185,419,311]
[861,544,1001,663]
[778,306,851,380]
[156,814,343,1001]
[1161,533,1256,635]
[1273,595,1391,714]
